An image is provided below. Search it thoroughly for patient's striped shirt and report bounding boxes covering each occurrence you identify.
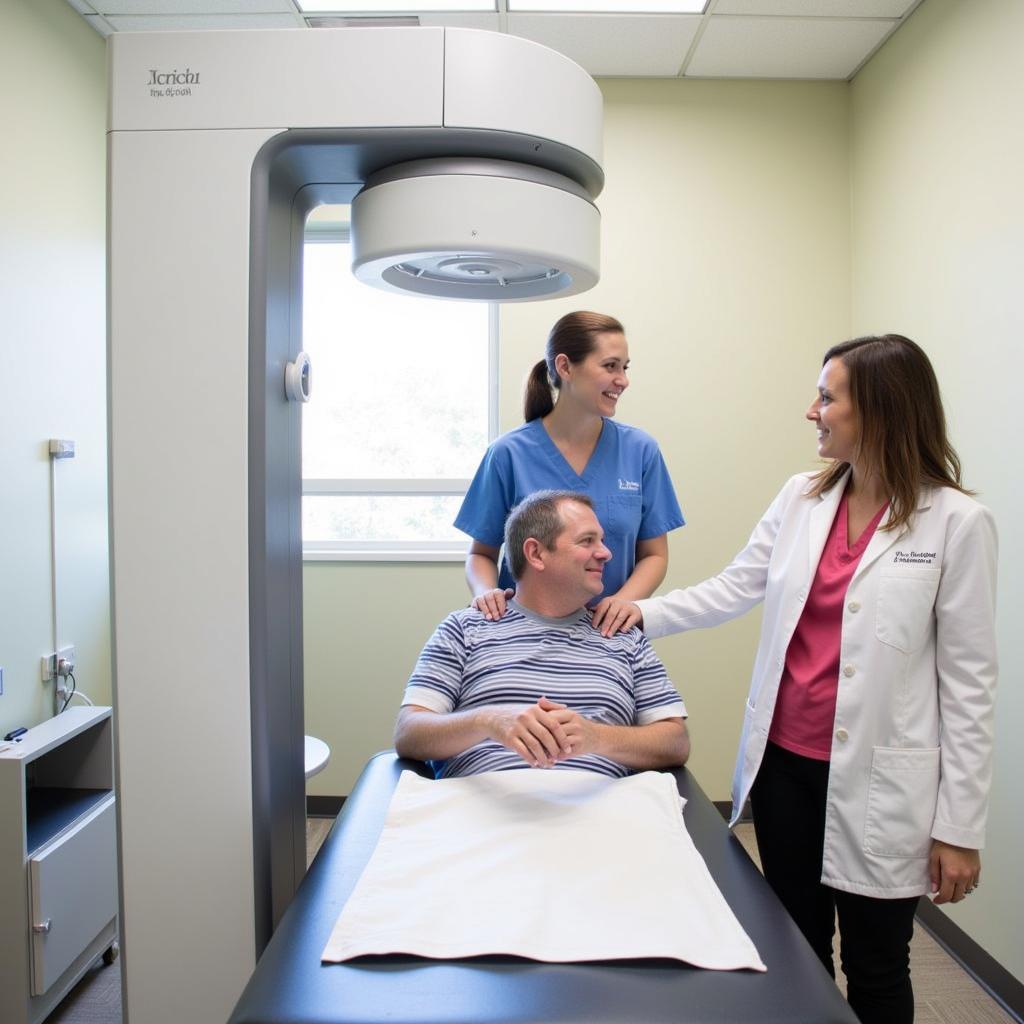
[402,599,687,779]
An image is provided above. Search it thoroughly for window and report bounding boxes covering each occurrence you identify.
[301,206,497,560]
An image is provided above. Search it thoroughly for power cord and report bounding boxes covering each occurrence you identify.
[53,655,95,714]
[66,688,94,708]
[59,671,76,713]
[57,671,93,713]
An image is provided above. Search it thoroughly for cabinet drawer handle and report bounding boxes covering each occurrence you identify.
[33,919,52,934]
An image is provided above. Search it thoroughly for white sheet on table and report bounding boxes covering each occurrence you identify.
[322,768,765,971]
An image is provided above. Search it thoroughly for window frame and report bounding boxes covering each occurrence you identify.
[300,223,498,562]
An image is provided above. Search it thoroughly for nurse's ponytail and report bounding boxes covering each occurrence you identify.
[524,360,555,421]
[522,311,625,422]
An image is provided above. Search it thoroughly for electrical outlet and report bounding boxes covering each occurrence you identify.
[41,646,76,682]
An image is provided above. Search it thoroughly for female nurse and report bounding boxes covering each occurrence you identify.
[456,311,684,621]
[604,335,997,1024]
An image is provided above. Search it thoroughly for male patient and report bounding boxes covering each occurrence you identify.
[394,490,689,778]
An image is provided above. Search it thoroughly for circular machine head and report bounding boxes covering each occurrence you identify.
[350,159,600,302]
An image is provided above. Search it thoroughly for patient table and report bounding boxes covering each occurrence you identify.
[229,753,857,1024]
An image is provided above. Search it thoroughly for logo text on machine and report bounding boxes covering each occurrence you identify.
[148,68,200,98]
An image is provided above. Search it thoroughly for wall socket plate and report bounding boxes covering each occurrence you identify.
[41,647,75,682]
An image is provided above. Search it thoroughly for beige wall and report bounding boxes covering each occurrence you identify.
[0,0,110,734]
[850,0,1023,980]
[303,561,468,794]
[305,78,851,799]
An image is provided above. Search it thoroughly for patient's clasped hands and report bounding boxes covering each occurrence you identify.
[486,697,596,769]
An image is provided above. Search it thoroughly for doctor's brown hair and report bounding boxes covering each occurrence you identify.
[524,311,625,422]
[807,334,969,531]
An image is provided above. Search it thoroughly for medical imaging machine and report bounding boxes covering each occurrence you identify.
[107,27,601,1024]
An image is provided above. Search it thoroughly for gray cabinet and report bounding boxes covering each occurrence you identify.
[0,707,118,1024]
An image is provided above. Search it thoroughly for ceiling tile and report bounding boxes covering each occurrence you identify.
[300,0,495,11]
[713,0,914,15]
[97,0,298,13]
[687,15,893,78]
[104,12,304,28]
[65,0,98,13]
[507,13,700,76]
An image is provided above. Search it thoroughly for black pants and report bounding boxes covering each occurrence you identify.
[750,741,919,1024]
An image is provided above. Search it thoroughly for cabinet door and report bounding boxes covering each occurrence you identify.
[28,795,117,996]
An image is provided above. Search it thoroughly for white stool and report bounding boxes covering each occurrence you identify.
[304,735,330,779]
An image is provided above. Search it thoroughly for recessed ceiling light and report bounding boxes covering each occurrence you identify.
[508,0,706,11]
[298,0,497,11]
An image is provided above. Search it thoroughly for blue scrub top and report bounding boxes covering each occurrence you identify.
[454,418,685,601]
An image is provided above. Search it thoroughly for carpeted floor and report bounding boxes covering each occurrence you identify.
[48,818,1016,1024]
[47,956,122,1024]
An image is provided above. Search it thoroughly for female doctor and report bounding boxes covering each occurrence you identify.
[456,311,684,620]
[604,335,997,1024]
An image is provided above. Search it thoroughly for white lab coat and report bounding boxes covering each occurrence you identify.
[636,472,998,897]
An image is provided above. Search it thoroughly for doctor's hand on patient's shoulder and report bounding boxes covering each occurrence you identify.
[591,597,643,637]
[472,588,515,620]
[483,699,573,768]
[929,840,981,904]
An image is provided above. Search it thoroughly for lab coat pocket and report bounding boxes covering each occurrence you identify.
[863,746,939,859]
[874,568,940,653]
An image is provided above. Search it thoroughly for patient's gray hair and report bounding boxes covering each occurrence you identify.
[504,490,594,581]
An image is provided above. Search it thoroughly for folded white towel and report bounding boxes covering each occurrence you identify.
[322,768,765,971]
